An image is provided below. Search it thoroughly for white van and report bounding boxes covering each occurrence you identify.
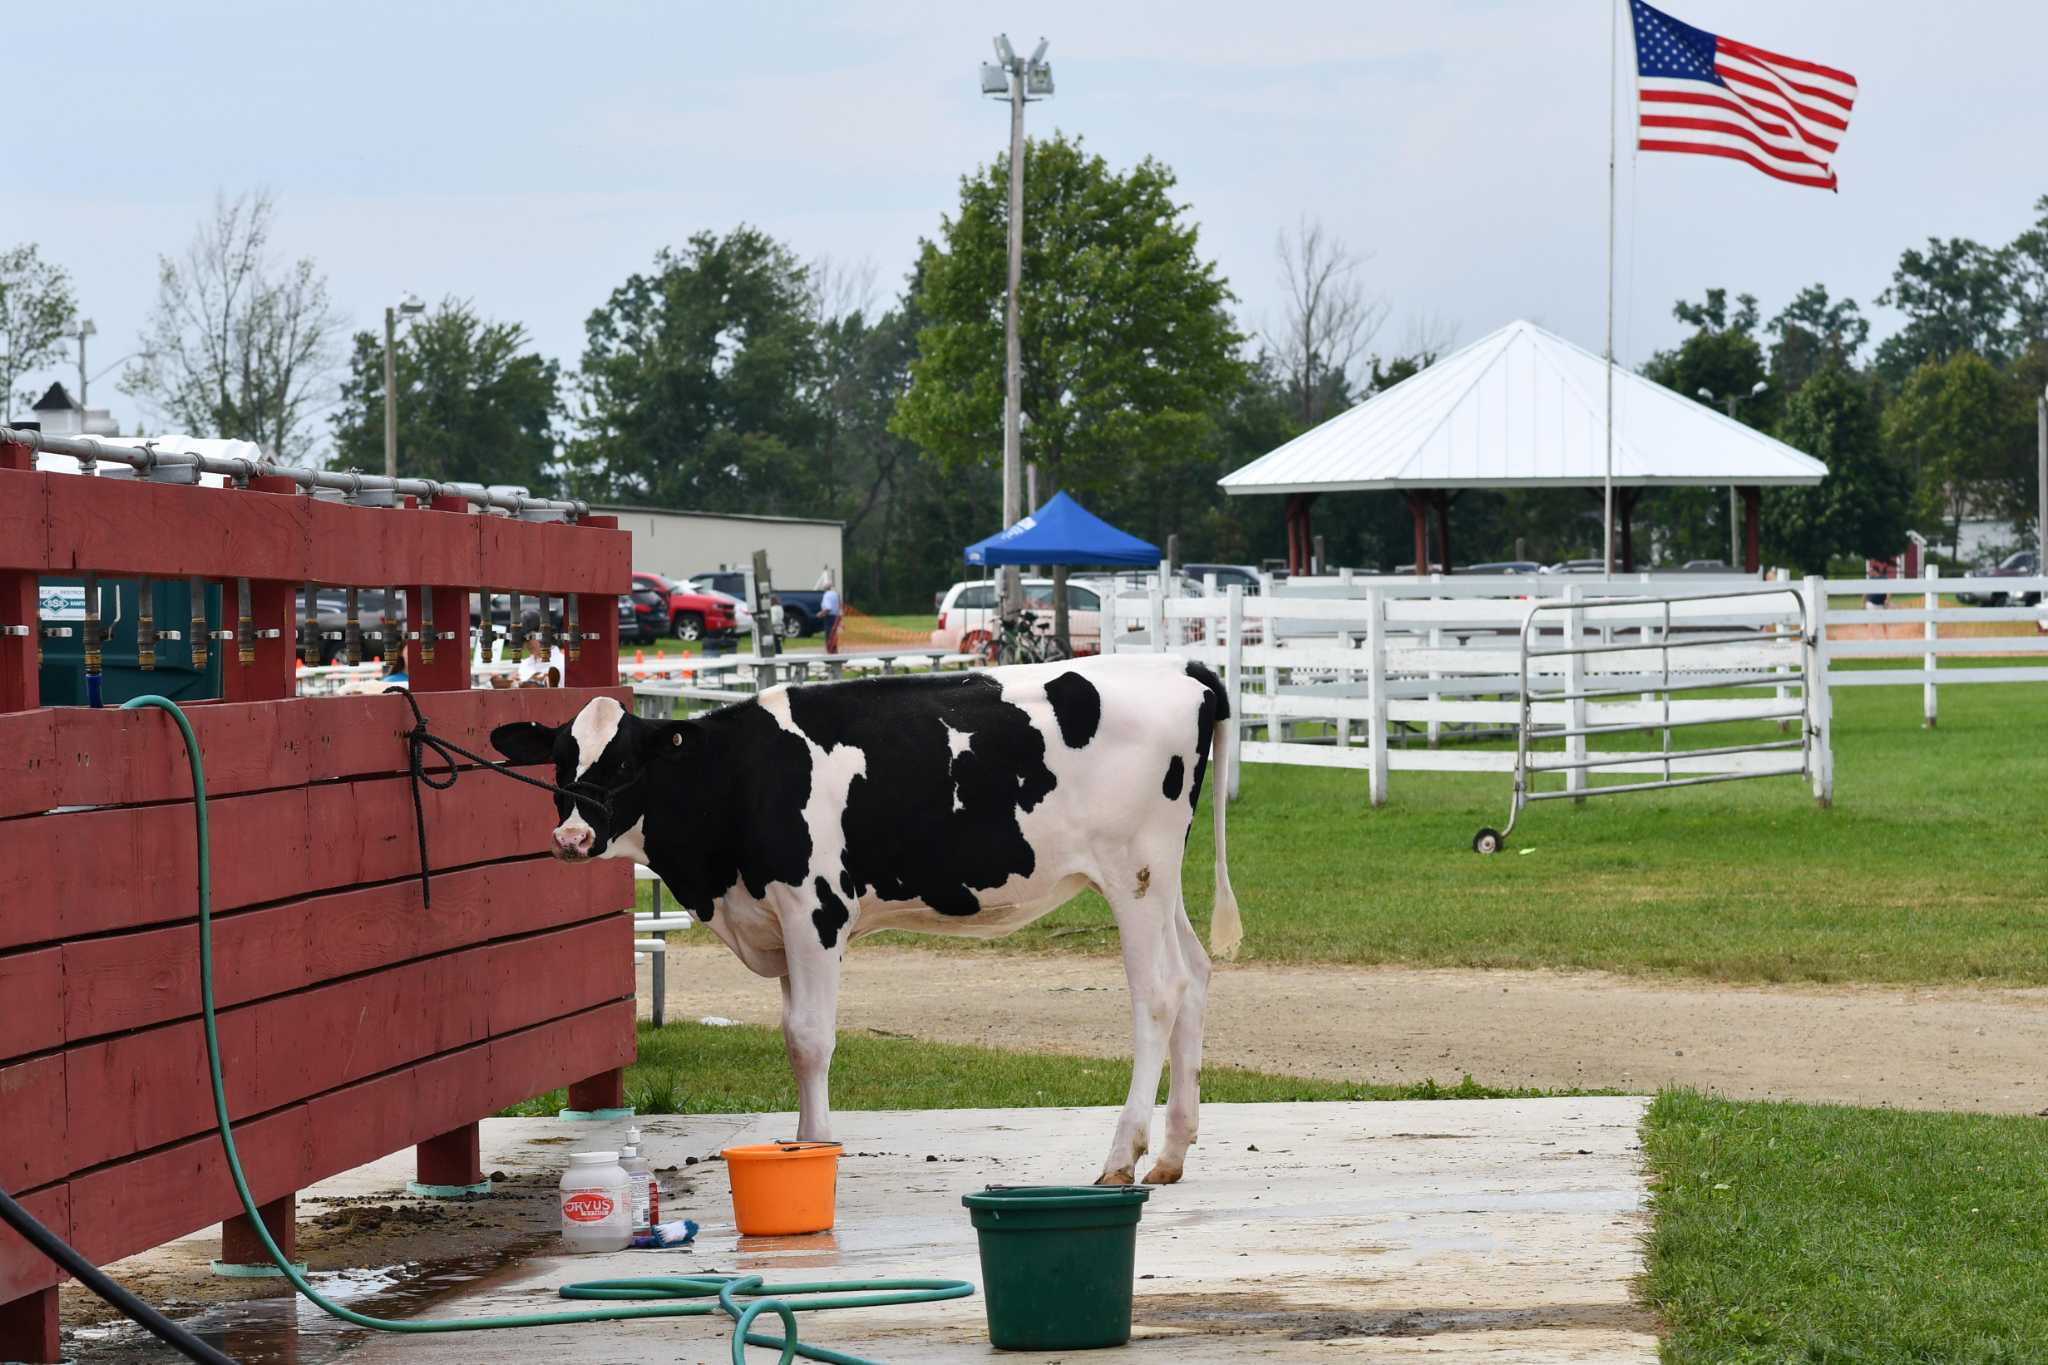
[930,578,1105,655]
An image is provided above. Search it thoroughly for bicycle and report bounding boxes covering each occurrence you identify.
[982,609,1071,666]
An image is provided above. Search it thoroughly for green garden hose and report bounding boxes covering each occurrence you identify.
[120,694,973,1365]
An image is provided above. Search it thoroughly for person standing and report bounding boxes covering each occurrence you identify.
[820,574,843,655]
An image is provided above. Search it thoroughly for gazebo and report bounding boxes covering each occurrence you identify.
[1217,319,1829,575]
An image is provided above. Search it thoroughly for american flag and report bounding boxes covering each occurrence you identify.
[1630,1,1858,191]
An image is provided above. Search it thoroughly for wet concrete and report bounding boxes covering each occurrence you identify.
[319,1098,1658,1363]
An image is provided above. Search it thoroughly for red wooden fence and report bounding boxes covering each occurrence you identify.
[0,442,636,1362]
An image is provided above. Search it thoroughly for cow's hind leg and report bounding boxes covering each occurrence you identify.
[1097,880,1191,1186]
[1145,899,1211,1185]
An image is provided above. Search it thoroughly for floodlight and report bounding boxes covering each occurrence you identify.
[1025,62,1054,96]
[980,62,1008,94]
[1028,38,1048,66]
[398,293,425,316]
[1749,379,1767,395]
[1696,387,1713,400]
[994,34,1016,66]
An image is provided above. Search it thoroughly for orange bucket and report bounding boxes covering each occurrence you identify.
[721,1141,842,1236]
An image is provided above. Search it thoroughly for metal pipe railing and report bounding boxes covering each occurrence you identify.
[1,426,590,520]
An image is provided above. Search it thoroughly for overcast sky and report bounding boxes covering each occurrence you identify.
[17,0,2047,448]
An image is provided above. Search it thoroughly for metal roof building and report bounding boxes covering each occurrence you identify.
[1219,319,1828,574]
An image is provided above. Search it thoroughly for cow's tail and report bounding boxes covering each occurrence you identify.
[1209,710,1243,961]
[1186,660,1243,962]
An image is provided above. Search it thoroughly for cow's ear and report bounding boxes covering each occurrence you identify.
[491,721,557,766]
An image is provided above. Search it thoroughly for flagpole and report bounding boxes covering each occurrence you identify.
[1603,0,1618,576]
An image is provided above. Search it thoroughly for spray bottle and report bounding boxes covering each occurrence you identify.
[620,1127,659,1235]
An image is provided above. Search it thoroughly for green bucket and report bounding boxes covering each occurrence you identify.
[961,1185,1151,1351]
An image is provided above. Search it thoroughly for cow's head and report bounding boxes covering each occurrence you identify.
[490,696,691,863]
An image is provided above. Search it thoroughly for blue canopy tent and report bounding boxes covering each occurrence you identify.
[963,490,1159,567]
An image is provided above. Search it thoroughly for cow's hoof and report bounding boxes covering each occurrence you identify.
[1141,1162,1183,1185]
[1094,1169,1135,1187]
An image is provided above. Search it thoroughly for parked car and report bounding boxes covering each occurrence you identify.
[1180,562,1262,594]
[1459,561,1543,575]
[1681,559,1733,572]
[1957,550,2042,606]
[931,577,1106,655]
[687,570,823,638]
[1545,559,1611,575]
[1391,562,1445,575]
[621,573,671,644]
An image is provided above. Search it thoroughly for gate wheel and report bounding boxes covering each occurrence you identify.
[1472,827,1504,855]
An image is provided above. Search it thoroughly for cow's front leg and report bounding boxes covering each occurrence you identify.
[1098,883,1190,1186]
[777,948,843,1142]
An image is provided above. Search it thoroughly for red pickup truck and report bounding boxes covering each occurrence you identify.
[624,572,739,643]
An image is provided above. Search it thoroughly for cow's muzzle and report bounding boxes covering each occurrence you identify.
[551,824,595,859]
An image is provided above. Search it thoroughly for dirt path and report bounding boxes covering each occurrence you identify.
[649,944,2048,1113]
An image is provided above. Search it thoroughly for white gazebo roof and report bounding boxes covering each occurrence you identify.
[1219,319,1827,495]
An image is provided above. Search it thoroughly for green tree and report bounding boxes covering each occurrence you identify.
[330,300,561,489]
[1873,237,2014,381]
[1762,365,1907,573]
[1882,351,2032,555]
[569,226,819,511]
[1768,284,1868,392]
[122,191,342,460]
[1643,289,1770,415]
[2010,195,2048,351]
[894,133,1245,505]
[0,244,77,421]
[1642,290,1772,564]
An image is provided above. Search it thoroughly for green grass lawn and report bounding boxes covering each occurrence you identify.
[857,663,2048,985]
[1642,1089,2048,1363]
[499,1020,1532,1118]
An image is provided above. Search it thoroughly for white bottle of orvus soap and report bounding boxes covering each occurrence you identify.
[559,1151,631,1252]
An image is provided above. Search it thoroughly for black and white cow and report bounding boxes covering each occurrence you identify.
[491,653,1240,1185]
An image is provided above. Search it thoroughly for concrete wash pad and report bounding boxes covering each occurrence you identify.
[330,1098,1656,1364]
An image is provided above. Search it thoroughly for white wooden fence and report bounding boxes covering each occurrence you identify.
[1109,568,2048,806]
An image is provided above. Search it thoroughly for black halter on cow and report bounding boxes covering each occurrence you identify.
[491,653,1241,1186]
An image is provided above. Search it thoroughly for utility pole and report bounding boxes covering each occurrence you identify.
[383,295,424,479]
[1003,70,1025,610]
[2037,386,2045,571]
[76,319,95,411]
[982,36,1052,612]
[1702,382,1767,569]
[383,306,399,479]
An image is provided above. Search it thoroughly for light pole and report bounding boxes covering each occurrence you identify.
[1700,381,1767,568]
[75,319,96,409]
[383,295,425,479]
[980,34,1052,610]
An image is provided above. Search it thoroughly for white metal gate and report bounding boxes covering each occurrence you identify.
[1473,585,1819,853]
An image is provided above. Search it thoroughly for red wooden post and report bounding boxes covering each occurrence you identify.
[1432,492,1452,575]
[219,1192,297,1269]
[566,517,621,690]
[1405,492,1429,578]
[220,476,299,704]
[0,441,37,715]
[1741,485,1762,573]
[414,1124,486,1193]
[409,495,474,694]
[567,1068,627,1114]
[0,1286,61,1364]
